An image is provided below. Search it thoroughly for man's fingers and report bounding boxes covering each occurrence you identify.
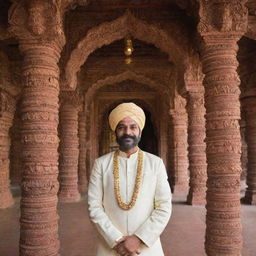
[116,236,126,244]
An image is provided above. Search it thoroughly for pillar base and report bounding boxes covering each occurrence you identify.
[241,191,256,205]
[58,191,81,203]
[0,190,14,209]
[187,192,206,206]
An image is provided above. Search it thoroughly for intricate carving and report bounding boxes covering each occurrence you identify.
[200,27,243,256]
[10,11,65,253]
[169,94,189,194]
[84,70,167,110]
[65,10,187,89]
[78,111,87,193]
[8,0,65,48]
[60,91,84,110]
[186,89,207,205]
[58,103,81,202]
[198,0,248,35]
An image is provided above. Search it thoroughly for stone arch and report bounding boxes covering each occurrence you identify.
[84,70,170,112]
[65,10,189,89]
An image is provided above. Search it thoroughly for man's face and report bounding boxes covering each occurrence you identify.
[115,117,141,150]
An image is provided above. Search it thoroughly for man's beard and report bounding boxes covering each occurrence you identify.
[116,134,141,150]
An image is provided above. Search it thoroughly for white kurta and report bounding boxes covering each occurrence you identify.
[88,149,172,256]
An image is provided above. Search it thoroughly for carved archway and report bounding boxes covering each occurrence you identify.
[84,70,170,110]
[65,10,189,89]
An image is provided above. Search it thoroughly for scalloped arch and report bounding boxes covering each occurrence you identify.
[65,10,188,89]
[84,70,169,110]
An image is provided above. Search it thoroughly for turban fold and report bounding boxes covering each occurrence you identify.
[109,102,145,131]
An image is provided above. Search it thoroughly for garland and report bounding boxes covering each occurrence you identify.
[113,149,143,210]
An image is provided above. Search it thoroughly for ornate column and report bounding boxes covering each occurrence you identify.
[198,1,248,255]
[185,86,207,205]
[0,90,16,208]
[58,95,81,202]
[9,1,66,255]
[78,111,87,194]
[169,95,189,194]
[241,89,256,204]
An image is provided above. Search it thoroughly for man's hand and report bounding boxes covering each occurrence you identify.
[114,235,141,256]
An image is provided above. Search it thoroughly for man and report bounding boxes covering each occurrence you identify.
[88,102,172,256]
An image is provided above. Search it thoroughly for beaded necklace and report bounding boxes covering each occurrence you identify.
[113,149,143,210]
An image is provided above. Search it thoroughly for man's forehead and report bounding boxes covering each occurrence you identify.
[117,117,139,126]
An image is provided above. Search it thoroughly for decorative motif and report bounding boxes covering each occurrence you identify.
[198,0,248,35]
[200,30,243,255]
[113,149,143,210]
[58,103,81,202]
[78,111,87,193]
[84,71,167,108]
[186,90,207,205]
[169,94,189,194]
[8,0,65,48]
[64,10,187,89]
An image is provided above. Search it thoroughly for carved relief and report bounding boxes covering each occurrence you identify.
[78,111,87,193]
[58,103,81,202]
[169,94,189,193]
[198,0,248,35]
[186,90,207,205]
[84,71,167,108]
[8,0,65,47]
[65,10,188,89]
[199,14,244,255]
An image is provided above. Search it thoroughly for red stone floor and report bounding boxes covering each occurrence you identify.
[0,185,256,256]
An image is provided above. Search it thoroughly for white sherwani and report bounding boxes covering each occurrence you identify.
[88,150,172,256]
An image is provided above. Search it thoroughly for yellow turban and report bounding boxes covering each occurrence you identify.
[109,103,145,131]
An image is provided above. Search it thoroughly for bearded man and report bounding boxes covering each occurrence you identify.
[88,102,172,256]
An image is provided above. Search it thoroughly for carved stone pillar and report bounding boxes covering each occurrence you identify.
[9,1,66,255]
[0,90,16,208]
[58,101,81,202]
[169,96,189,194]
[186,87,207,205]
[198,1,248,255]
[78,111,87,193]
[241,89,256,204]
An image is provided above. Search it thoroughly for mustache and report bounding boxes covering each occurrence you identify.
[119,134,137,140]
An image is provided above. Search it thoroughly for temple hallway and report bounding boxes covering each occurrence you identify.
[0,186,255,256]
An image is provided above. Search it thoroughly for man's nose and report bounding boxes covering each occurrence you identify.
[124,127,132,135]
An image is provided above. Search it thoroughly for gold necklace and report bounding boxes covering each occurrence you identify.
[113,149,143,210]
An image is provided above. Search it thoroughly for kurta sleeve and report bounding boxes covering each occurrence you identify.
[88,159,123,248]
[134,158,172,247]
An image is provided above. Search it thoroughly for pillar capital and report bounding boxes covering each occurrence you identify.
[198,0,248,39]
[60,91,84,111]
[8,0,66,51]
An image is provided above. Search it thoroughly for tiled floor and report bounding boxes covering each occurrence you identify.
[0,188,256,256]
